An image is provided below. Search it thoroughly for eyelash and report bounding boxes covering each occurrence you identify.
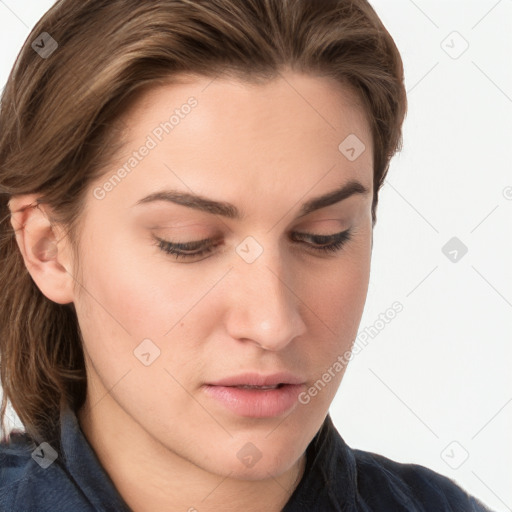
[153,229,353,260]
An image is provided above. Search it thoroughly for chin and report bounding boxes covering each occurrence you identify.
[224,457,294,482]
[204,437,302,481]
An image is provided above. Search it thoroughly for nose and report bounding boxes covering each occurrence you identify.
[224,242,307,352]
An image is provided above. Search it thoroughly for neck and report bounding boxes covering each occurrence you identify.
[77,395,306,512]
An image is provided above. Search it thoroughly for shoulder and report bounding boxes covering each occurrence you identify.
[0,433,37,506]
[0,433,95,511]
[351,447,494,511]
[0,432,35,478]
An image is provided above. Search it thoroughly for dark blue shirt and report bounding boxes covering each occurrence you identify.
[0,405,494,511]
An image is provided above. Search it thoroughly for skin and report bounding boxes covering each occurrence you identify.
[9,70,374,512]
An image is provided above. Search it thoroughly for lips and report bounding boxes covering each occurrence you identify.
[207,371,305,388]
[203,372,306,418]
[233,384,282,390]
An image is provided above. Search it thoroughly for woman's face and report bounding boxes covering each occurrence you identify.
[74,70,374,481]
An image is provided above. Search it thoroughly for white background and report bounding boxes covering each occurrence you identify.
[1,1,511,511]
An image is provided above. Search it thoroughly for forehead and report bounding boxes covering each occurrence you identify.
[118,70,371,148]
[90,71,373,217]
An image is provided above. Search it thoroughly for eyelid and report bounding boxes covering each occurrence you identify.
[154,229,348,247]
[152,228,353,261]
[160,237,215,250]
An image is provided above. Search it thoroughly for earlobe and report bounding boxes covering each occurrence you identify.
[8,193,76,305]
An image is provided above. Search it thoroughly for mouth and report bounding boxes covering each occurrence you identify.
[203,372,306,418]
[229,384,284,390]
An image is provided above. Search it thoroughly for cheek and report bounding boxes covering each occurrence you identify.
[77,229,197,340]
[326,263,370,329]
[297,238,371,365]
[73,238,205,412]
[305,246,371,329]
[74,230,217,383]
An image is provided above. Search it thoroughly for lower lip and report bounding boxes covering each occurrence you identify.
[202,384,304,418]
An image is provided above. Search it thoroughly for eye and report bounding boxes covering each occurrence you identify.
[153,229,353,261]
[291,229,353,254]
[153,236,219,260]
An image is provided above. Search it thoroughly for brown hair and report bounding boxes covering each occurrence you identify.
[0,0,406,446]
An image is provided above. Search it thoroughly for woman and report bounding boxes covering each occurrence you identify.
[0,0,495,510]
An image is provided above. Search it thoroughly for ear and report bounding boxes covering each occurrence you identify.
[8,193,76,305]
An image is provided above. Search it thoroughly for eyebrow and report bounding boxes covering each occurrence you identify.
[133,179,370,219]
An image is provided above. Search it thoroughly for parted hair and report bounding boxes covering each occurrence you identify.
[0,0,406,445]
